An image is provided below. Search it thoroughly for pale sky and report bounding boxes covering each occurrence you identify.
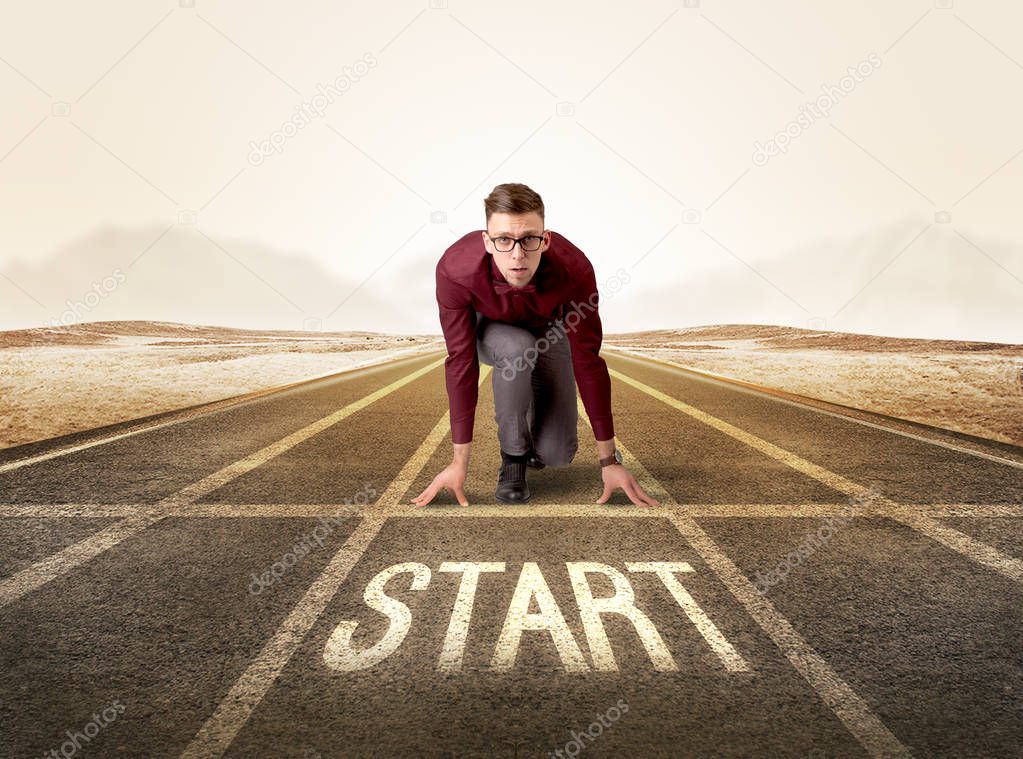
[1,0,1021,342]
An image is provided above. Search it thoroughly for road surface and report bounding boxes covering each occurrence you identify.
[0,349,1021,758]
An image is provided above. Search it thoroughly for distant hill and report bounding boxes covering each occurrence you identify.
[0,320,440,349]
[0,225,424,333]
[604,217,1023,345]
[6,319,1019,355]
[605,324,1023,354]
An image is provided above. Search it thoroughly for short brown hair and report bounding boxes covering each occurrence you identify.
[483,183,544,224]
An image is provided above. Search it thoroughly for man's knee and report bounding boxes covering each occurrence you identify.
[485,328,539,380]
[487,328,536,360]
[536,437,578,468]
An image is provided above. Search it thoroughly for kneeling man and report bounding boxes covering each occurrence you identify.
[412,182,657,508]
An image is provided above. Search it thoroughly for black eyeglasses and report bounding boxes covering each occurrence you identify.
[486,232,546,253]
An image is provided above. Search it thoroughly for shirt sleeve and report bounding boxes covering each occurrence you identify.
[436,261,479,444]
[564,263,615,441]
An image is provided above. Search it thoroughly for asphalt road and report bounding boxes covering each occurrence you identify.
[0,348,1021,759]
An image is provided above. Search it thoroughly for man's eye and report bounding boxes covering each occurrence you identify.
[496,237,512,244]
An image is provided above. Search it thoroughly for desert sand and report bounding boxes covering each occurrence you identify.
[604,325,1023,448]
[2,321,1020,453]
[0,321,442,450]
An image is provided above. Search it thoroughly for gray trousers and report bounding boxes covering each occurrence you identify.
[475,311,579,467]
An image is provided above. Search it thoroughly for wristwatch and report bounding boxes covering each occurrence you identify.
[599,448,623,467]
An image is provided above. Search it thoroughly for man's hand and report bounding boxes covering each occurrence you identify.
[410,462,469,507]
[595,464,660,507]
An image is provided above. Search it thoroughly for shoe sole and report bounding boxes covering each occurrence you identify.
[495,489,531,504]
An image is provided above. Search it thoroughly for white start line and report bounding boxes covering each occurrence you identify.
[323,560,750,674]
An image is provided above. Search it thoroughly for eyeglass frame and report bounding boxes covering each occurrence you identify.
[485,230,548,253]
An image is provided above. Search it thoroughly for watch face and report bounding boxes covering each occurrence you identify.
[614,449,623,464]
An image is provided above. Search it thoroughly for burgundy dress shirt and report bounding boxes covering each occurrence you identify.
[435,229,615,445]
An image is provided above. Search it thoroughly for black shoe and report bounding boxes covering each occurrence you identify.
[496,450,530,503]
[525,447,545,470]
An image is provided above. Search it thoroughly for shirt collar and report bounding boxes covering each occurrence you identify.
[489,253,550,295]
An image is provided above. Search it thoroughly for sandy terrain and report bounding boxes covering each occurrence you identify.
[0,321,442,450]
[604,325,1023,448]
[3,320,1019,453]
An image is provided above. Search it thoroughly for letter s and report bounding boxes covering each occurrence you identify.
[323,562,431,671]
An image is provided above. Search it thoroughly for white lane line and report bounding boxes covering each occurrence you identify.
[180,366,493,759]
[161,356,447,506]
[610,367,1023,584]
[0,357,447,608]
[2,502,1022,519]
[666,512,910,758]
[0,512,167,607]
[892,508,1023,580]
[180,515,386,759]
[577,399,912,758]
[0,347,444,475]
[626,561,751,673]
[0,512,168,605]
[0,505,155,518]
[921,503,1023,518]
[607,348,1023,471]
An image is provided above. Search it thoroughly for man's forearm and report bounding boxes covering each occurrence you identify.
[453,441,472,469]
[596,437,615,462]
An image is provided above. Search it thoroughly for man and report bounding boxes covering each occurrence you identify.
[411,182,658,508]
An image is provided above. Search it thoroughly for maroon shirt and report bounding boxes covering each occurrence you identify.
[435,229,615,445]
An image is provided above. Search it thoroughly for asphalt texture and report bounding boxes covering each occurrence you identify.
[0,348,1021,759]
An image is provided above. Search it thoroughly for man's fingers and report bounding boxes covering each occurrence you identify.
[412,482,439,508]
[624,479,658,508]
[623,480,647,508]
[453,484,469,507]
[629,476,660,506]
[637,483,661,507]
[595,481,613,504]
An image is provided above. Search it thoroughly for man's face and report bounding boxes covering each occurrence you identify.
[482,211,549,288]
